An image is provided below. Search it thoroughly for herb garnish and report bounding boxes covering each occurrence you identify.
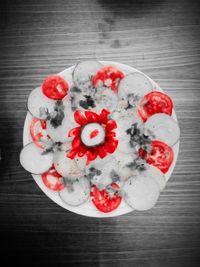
[126,157,147,171]
[125,94,141,109]
[79,95,96,109]
[39,100,65,129]
[126,123,153,152]
[63,178,76,192]
[110,170,120,183]
[86,167,102,180]
[70,86,82,93]
[50,100,65,128]
[41,139,58,155]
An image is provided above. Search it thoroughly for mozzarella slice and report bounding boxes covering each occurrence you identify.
[116,116,136,154]
[72,60,103,91]
[59,177,90,206]
[142,165,166,191]
[81,123,105,147]
[143,113,180,146]
[46,103,75,143]
[114,151,137,181]
[54,150,84,178]
[95,88,118,113]
[27,87,55,119]
[122,175,160,211]
[20,142,53,174]
[86,156,119,187]
[118,72,153,100]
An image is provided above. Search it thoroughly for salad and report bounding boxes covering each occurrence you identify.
[20,60,180,214]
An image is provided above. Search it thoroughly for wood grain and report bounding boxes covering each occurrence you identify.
[0,0,200,266]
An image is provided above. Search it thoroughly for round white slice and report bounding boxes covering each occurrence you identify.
[27,87,55,119]
[118,72,153,100]
[59,177,90,206]
[70,88,97,112]
[20,142,53,174]
[95,88,118,113]
[54,150,84,178]
[81,123,105,147]
[119,139,133,154]
[116,115,138,136]
[122,175,160,211]
[74,156,87,171]
[143,113,180,146]
[86,156,119,187]
[116,116,136,154]
[86,154,112,171]
[46,103,76,143]
[72,60,103,91]
[142,165,166,191]
[114,151,137,180]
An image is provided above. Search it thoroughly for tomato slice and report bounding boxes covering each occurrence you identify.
[90,183,122,213]
[137,91,173,122]
[42,75,69,100]
[42,167,65,191]
[30,118,48,149]
[92,66,124,92]
[138,140,174,174]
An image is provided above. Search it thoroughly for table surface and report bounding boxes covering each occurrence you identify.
[0,0,200,266]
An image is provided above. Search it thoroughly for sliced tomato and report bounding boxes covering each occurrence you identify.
[138,140,174,174]
[42,75,69,100]
[92,66,124,92]
[42,167,65,191]
[30,118,48,149]
[90,183,122,213]
[137,91,173,122]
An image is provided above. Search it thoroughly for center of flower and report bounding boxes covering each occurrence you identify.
[81,123,105,147]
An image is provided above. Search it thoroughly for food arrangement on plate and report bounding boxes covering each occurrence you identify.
[20,60,180,217]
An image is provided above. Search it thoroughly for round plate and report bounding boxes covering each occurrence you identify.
[23,61,180,217]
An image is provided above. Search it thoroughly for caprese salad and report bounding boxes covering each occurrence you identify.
[20,60,180,214]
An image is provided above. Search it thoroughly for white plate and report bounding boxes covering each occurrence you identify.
[23,61,180,217]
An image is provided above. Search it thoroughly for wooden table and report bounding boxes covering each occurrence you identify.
[0,0,200,266]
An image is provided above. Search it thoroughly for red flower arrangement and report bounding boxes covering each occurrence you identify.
[67,109,118,165]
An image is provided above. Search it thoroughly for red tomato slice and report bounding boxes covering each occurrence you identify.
[138,140,174,174]
[42,167,65,191]
[42,75,69,100]
[30,118,48,149]
[92,66,124,92]
[138,91,173,122]
[90,183,122,213]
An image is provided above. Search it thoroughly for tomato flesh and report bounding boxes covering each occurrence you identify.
[42,75,69,100]
[42,167,65,191]
[138,91,173,122]
[90,183,122,213]
[30,118,48,149]
[138,140,174,173]
[92,66,124,92]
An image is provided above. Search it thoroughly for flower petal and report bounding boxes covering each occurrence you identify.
[72,135,82,149]
[68,126,81,137]
[74,110,88,126]
[106,120,117,132]
[85,110,100,123]
[99,109,110,124]
[97,145,107,159]
[66,149,78,159]
[104,137,118,154]
[106,131,116,137]
[86,148,98,164]
[78,145,87,157]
